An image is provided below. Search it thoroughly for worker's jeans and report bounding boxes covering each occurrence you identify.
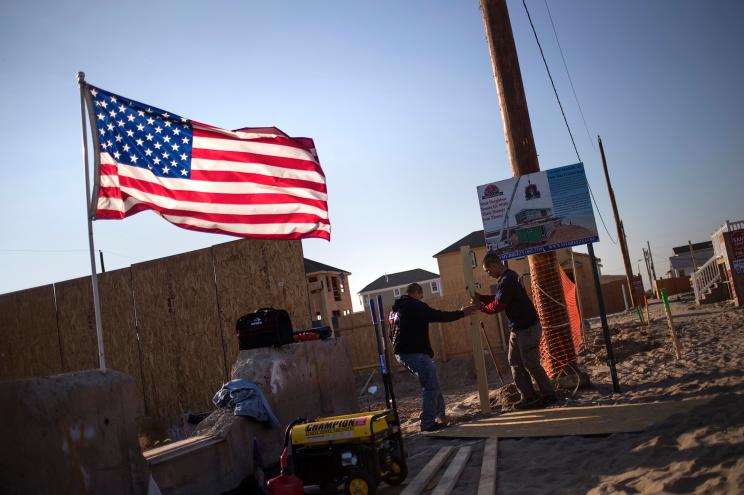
[509,322,554,400]
[395,353,445,429]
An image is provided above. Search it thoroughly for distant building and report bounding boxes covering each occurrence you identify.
[304,258,353,327]
[358,269,441,312]
[668,241,714,277]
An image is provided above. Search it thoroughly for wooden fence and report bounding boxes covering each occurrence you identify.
[655,276,693,298]
[0,239,311,419]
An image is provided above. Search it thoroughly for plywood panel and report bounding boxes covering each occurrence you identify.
[0,285,61,380]
[55,276,98,372]
[133,249,226,418]
[212,239,311,368]
[98,268,145,407]
[427,398,710,439]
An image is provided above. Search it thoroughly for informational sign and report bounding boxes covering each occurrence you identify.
[477,163,599,259]
[730,230,744,275]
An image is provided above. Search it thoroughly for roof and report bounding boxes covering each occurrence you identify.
[672,241,713,255]
[433,230,487,257]
[600,274,628,285]
[359,269,440,293]
[303,258,350,275]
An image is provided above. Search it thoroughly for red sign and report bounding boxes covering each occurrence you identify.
[632,275,644,290]
[731,230,744,260]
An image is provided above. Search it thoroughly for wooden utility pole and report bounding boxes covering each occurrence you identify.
[480,0,575,375]
[688,240,699,272]
[647,240,659,294]
[598,136,636,307]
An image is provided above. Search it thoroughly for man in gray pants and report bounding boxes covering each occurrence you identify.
[475,252,556,409]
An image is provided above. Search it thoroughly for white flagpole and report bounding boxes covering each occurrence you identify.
[77,71,106,370]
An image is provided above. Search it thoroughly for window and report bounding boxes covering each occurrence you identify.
[470,252,477,268]
[393,287,401,297]
[309,276,317,283]
[332,276,342,301]
[430,281,439,293]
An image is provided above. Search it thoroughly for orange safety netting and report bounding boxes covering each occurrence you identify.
[536,266,582,378]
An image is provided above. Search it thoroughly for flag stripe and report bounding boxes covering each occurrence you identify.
[98,193,329,225]
[190,158,325,184]
[165,221,331,240]
[192,130,321,161]
[98,192,329,218]
[190,147,320,173]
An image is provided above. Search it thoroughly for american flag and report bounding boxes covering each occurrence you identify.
[84,84,330,240]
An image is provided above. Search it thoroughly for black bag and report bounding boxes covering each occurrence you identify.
[236,308,294,350]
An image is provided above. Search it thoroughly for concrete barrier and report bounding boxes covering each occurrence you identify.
[0,370,148,495]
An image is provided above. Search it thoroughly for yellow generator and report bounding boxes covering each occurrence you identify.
[288,409,406,494]
[287,297,406,495]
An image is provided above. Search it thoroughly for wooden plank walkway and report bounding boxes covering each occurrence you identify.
[425,398,709,439]
[400,446,453,495]
[431,446,472,495]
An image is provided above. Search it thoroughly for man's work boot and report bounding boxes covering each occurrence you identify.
[541,394,558,407]
[512,396,543,410]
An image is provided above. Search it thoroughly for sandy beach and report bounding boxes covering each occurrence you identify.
[363,296,744,494]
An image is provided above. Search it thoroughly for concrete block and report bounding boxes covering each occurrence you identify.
[145,429,252,495]
[0,370,148,495]
[145,338,358,495]
[231,338,358,428]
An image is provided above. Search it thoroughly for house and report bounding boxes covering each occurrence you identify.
[668,241,714,278]
[433,230,628,317]
[304,258,353,328]
[358,269,441,312]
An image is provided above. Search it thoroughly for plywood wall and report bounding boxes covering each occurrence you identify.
[98,268,145,409]
[0,285,61,380]
[55,276,99,372]
[132,249,227,418]
[0,237,311,420]
[212,239,311,366]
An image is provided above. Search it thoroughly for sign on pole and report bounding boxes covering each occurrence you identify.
[477,163,599,259]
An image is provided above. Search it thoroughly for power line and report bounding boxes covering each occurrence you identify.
[521,0,617,245]
[543,0,596,151]
[521,0,581,162]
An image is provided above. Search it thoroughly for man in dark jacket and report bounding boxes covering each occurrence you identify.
[390,283,476,432]
[476,252,557,409]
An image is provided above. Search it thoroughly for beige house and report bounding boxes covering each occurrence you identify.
[358,269,441,314]
[433,230,628,318]
[304,258,353,329]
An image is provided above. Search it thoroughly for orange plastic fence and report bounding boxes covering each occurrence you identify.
[537,267,582,378]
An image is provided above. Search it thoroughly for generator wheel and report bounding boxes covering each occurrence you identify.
[382,457,408,486]
[344,472,376,495]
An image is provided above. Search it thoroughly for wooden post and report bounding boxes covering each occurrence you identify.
[660,288,682,359]
[480,0,574,373]
[598,136,637,308]
[570,250,588,345]
[461,246,490,413]
[688,240,699,272]
[647,241,659,295]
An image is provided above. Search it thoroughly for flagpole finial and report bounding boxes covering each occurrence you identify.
[77,71,86,84]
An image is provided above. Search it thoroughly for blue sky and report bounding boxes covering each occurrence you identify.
[1,1,742,309]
